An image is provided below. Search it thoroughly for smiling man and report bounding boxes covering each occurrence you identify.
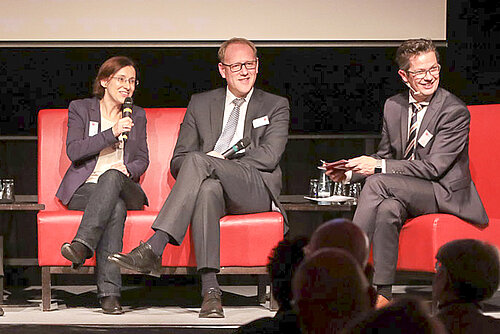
[109,37,290,318]
[328,39,488,307]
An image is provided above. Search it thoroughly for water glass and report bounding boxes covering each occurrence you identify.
[0,178,15,203]
[308,179,319,198]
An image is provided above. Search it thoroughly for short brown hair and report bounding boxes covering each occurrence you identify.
[218,37,257,63]
[395,39,439,71]
[92,56,137,99]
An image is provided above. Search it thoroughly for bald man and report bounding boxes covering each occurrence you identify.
[292,248,376,334]
[306,218,370,267]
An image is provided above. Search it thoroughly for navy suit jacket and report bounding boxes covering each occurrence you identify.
[56,97,149,205]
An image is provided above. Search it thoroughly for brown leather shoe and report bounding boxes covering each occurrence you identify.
[375,294,391,309]
[199,288,224,318]
[100,296,124,315]
[107,241,162,277]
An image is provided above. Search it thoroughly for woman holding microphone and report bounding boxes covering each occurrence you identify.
[56,56,149,314]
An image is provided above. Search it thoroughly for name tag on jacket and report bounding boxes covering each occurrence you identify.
[418,129,433,147]
[89,121,99,137]
[252,116,269,128]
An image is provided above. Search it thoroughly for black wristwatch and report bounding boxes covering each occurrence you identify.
[374,159,383,174]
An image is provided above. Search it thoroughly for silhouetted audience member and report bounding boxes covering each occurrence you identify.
[432,239,500,333]
[292,248,375,334]
[235,237,308,334]
[305,218,374,283]
[342,296,446,333]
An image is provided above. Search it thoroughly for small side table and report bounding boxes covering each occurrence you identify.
[0,195,44,303]
[279,194,355,212]
[279,195,357,239]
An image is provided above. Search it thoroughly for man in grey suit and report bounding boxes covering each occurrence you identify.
[328,39,488,307]
[109,37,290,318]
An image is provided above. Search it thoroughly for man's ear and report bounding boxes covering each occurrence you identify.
[218,63,226,79]
[398,69,409,84]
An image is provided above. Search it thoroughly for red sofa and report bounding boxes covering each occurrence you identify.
[37,108,284,311]
[396,104,500,274]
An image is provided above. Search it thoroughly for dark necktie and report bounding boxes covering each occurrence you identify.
[214,98,245,153]
[403,103,422,160]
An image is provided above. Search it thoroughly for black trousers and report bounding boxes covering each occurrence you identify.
[152,152,272,271]
[68,169,147,298]
[352,173,438,285]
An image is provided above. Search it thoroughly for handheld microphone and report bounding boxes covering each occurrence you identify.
[222,137,251,159]
[122,97,133,141]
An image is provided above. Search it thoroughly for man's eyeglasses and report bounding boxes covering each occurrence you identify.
[407,64,441,80]
[112,76,139,86]
[221,59,258,73]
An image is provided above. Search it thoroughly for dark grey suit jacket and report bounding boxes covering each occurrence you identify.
[372,88,488,225]
[170,87,290,217]
[56,97,149,205]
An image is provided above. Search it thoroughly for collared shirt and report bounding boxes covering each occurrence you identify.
[222,87,254,148]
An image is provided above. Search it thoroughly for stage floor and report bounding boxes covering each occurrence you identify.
[0,282,499,333]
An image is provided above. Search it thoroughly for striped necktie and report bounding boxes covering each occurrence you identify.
[214,98,245,153]
[403,103,422,160]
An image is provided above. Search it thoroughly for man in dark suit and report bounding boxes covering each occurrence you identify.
[328,39,488,306]
[109,37,290,318]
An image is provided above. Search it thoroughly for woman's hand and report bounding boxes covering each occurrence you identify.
[112,117,134,137]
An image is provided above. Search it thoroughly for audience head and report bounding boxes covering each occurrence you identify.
[433,239,500,306]
[267,236,308,311]
[306,218,370,267]
[292,248,374,333]
[93,56,138,99]
[342,296,446,334]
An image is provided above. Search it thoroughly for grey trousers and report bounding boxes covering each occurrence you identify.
[68,169,147,298]
[352,173,438,285]
[152,152,272,271]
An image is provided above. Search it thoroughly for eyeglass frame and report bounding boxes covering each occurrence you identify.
[111,76,139,87]
[406,64,441,80]
[434,259,445,272]
[220,58,259,73]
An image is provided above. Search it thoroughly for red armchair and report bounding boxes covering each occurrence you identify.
[37,108,284,311]
[396,104,500,274]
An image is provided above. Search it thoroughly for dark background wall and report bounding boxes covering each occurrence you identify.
[0,0,498,283]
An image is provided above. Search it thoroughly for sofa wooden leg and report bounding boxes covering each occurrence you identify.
[257,275,268,304]
[41,267,52,311]
[269,283,279,311]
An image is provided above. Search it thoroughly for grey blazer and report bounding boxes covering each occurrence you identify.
[170,88,290,219]
[373,88,488,225]
[56,97,149,205]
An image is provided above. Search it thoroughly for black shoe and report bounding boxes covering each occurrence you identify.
[100,296,124,315]
[107,241,162,277]
[61,241,92,269]
[199,288,224,318]
[0,306,4,316]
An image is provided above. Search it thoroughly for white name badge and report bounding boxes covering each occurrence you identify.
[418,129,433,147]
[89,121,99,137]
[252,116,270,128]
